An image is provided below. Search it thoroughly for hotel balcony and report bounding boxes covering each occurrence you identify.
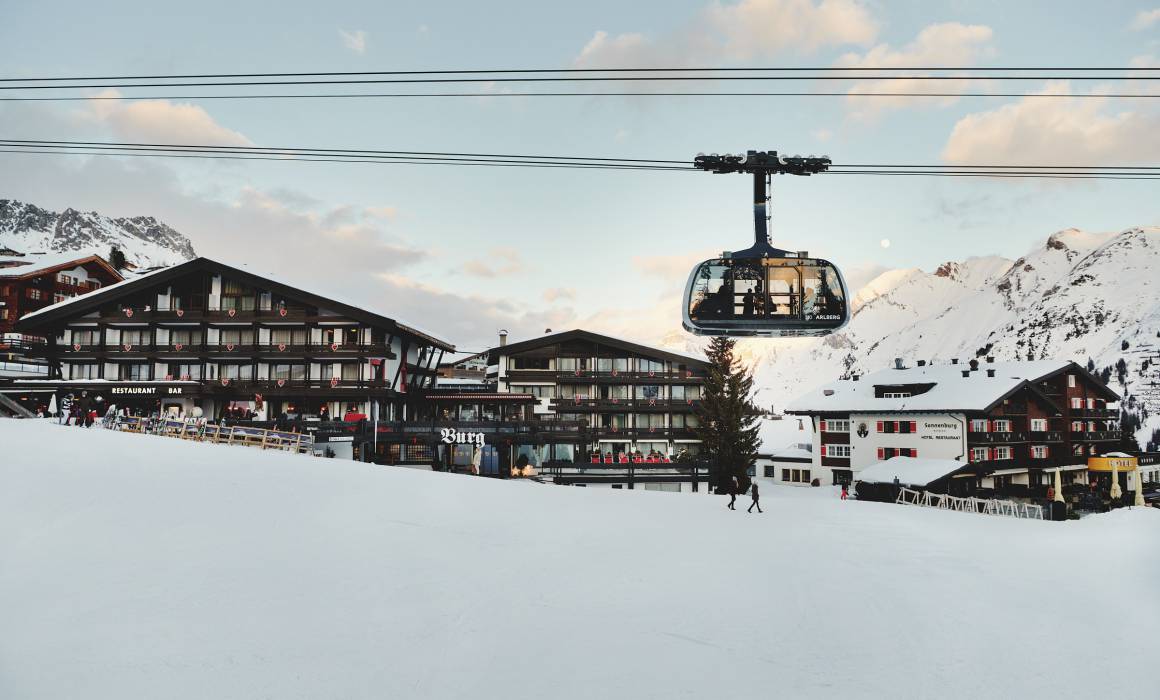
[968,431,1029,444]
[549,398,701,412]
[1079,430,1121,442]
[53,342,394,358]
[1028,430,1065,442]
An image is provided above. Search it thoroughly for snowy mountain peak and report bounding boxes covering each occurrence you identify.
[0,199,195,268]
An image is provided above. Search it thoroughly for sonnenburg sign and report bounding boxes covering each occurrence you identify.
[440,428,485,446]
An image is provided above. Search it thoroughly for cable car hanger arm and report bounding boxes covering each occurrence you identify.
[692,150,830,258]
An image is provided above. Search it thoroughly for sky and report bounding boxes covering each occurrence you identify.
[1,0,1158,352]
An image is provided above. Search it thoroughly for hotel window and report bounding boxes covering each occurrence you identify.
[993,446,1012,460]
[53,293,69,303]
[636,385,662,400]
[559,384,585,399]
[220,328,254,346]
[68,363,100,379]
[216,364,253,380]
[596,357,630,373]
[511,384,553,398]
[220,279,255,311]
[1070,420,1084,432]
[70,329,99,345]
[992,419,1012,432]
[1070,397,1082,409]
[971,447,989,462]
[821,419,851,433]
[271,363,307,380]
[791,469,801,482]
[511,356,550,370]
[557,357,587,372]
[882,392,912,399]
[340,363,359,381]
[635,413,665,429]
[970,418,988,432]
[170,329,202,346]
[782,468,791,481]
[600,384,629,400]
[167,363,202,380]
[120,329,149,347]
[1068,374,1076,388]
[876,447,916,459]
[600,413,628,429]
[876,420,917,434]
[1030,418,1047,432]
[0,309,8,321]
[671,385,701,401]
[27,288,42,300]
[1086,398,1095,409]
[820,444,851,458]
[118,363,150,380]
[1031,445,1049,459]
[640,358,665,374]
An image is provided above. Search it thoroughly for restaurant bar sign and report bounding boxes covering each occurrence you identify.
[110,386,185,395]
[440,428,485,446]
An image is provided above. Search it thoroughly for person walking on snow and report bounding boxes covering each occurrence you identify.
[748,481,762,513]
[727,476,738,510]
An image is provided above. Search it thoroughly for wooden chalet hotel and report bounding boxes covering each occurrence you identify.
[15,257,452,432]
[787,357,1123,494]
[14,260,709,482]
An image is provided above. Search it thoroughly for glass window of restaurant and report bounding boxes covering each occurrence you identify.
[640,358,665,374]
[636,385,662,400]
[557,357,587,372]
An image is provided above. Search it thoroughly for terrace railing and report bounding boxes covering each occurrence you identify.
[895,487,1044,521]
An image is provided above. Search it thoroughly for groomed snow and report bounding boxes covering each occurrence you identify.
[1,419,1157,700]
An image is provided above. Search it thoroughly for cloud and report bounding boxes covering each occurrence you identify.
[339,29,367,54]
[542,287,576,303]
[942,81,1160,165]
[835,22,996,117]
[574,0,877,70]
[460,247,523,277]
[1131,8,1160,30]
[83,90,253,146]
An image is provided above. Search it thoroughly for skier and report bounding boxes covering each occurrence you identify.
[747,481,762,513]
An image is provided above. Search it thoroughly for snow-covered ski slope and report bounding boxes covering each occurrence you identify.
[1,420,1157,700]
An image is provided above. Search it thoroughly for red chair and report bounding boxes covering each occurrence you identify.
[618,453,629,464]
[632,455,643,464]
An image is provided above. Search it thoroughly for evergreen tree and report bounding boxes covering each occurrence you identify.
[694,336,762,493]
[108,246,127,271]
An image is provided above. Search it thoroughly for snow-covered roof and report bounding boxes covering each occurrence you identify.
[18,265,171,320]
[0,253,115,278]
[763,446,813,461]
[856,457,966,487]
[786,360,1073,414]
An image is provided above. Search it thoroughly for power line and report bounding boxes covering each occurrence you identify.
[3,91,1158,102]
[3,139,1159,179]
[3,74,1159,91]
[3,66,1157,82]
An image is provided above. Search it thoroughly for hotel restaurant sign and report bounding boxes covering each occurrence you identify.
[109,386,188,396]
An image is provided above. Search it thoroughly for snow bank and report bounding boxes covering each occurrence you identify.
[1,420,1157,699]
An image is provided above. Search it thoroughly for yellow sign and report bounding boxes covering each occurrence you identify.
[1086,456,1137,472]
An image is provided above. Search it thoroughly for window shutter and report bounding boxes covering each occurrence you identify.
[910,421,917,433]
[988,448,994,461]
[876,421,883,433]
[877,447,884,460]
[820,444,827,457]
[820,419,827,432]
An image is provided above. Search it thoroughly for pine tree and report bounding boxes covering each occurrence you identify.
[694,336,762,493]
[108,246,127,271]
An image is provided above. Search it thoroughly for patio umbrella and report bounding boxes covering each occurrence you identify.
[1110,462,1123,500]
[47,393,57,417]
[1053,468,1065,503]
[471,444,483,475]
[1134,467,1145,507]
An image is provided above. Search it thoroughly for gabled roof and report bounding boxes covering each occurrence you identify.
[787,359,1118,414]
[0,253,122,281]
[488,329,707,367]
[15,257,454,351]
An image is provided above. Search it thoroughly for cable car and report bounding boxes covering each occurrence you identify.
[682,151,850,338]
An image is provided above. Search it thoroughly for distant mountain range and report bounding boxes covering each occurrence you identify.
[0,199,196,269]
[664,226,1160,449]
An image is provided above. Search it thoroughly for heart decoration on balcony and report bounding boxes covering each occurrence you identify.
[226,343,235,351]
[220,378,230,386]
[330,377,340,388]
[175,342,185,351]
[181,374,190,381]
[648,370,655,377]
[124,308,133,318]
[574,396,581,405]
[685,370,693,378]
[649,427,656,433]
[330,342,339,351]
[687,399,694,405]
[574,369,581,376]
[164,374,173,381]
[72,343,81,351]
[175,308,184,317]
[611,398,619,404]
[278,343,287,352]
[276,379,286,387]
[279,307,287,317]
[611,369,618,377]
[611,426,619,433]
[227,309,236,317]
[648,398,656,406]
[123,343,133,351]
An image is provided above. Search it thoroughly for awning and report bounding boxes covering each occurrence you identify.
[989,467,1028,476]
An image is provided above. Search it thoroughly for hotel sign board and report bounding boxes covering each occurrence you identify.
[440,428,485,446]
[920,420,961,442]
[110,386,186,395]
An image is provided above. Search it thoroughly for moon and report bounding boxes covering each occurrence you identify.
[880,239,891,249]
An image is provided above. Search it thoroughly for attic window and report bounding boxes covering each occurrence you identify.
[874,383,935,399]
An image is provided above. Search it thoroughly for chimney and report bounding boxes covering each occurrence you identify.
[986,368,996,378]
[917,360,927,367]
[969,359,980,371]
[894,357,904,370]
[961,370,970,378]
[498,329,508,347]
[986,356,995,363]
[852,374,860,381]
[951,358,959,365]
